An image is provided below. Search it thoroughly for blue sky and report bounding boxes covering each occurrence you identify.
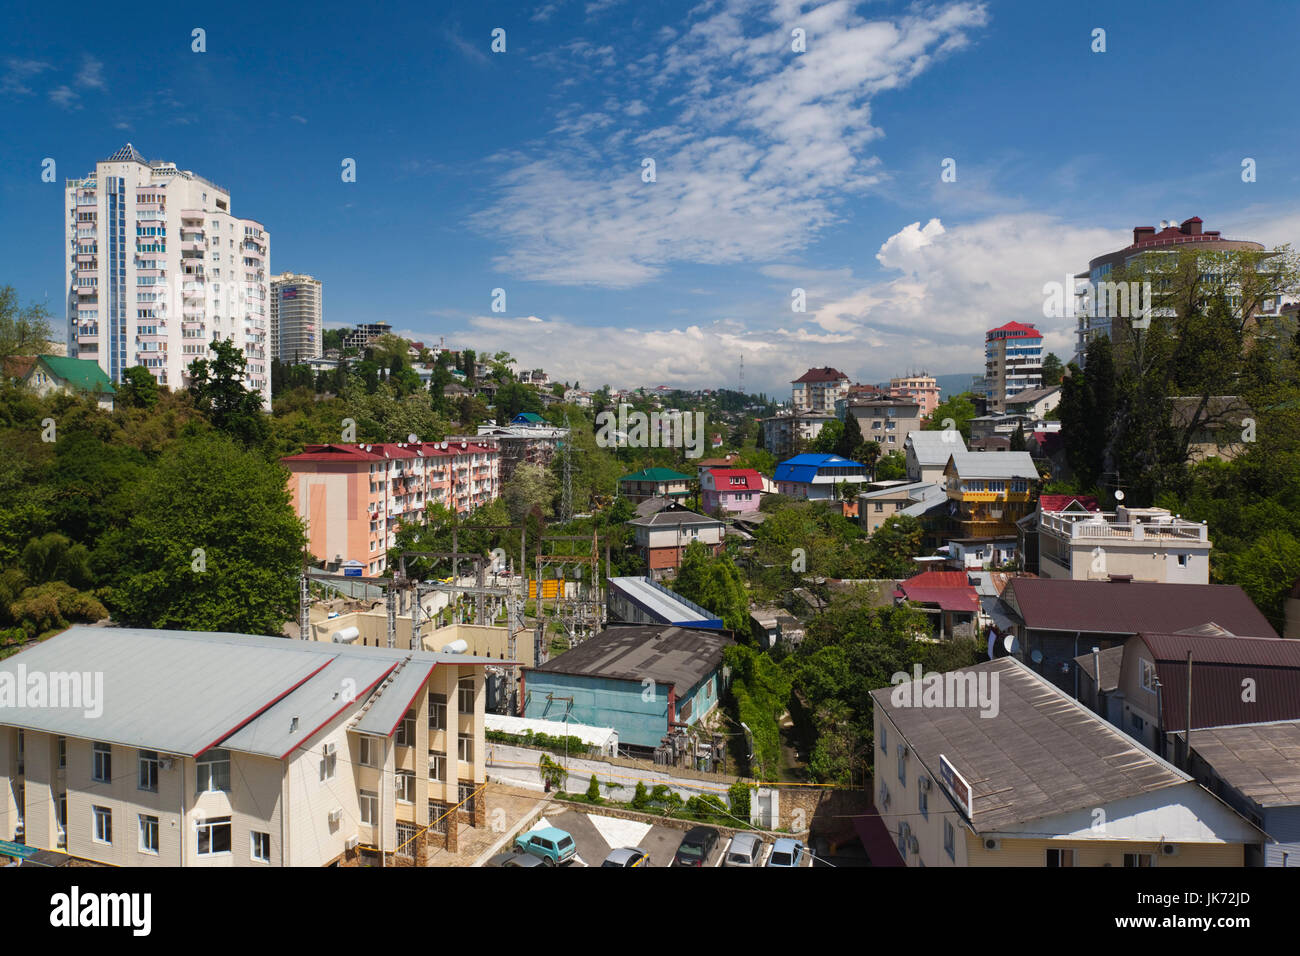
[3,0,1298,396]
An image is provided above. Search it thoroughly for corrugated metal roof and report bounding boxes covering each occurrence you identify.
[871,658,1191,832]
[906,430,967,464]
[1139,633,1300,732]
[352,661,438,739]
[1005,579,1278,638]
[0,627,498,757]
[945,451,1038,480]
[530,625,732,689]
[607,577,720,626]
[1176,721,1300,807]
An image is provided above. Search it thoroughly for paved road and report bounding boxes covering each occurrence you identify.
[529,805,728,868]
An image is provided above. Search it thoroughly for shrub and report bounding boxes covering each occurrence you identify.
[631,781,649,810]
[585,774,602,803]
[728,781,752,820]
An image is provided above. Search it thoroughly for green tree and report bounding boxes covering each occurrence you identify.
[1040,352,1064,387]
[924,392,976,440]
[503,462,557,522]
[0,286,54,360]
[585,774,602,803]
[187,339,269,447]
[671,541,750,633]
[117,366,161,410]
[811,419,843,454]
[105,432,305,633]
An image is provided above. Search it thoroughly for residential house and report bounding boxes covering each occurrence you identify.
[791,367,850,414]
[522,625,733,750]
[1016,493,1099,574]
[894,570,980,640]
[889,374,941,419]
[700,468,763,514]
[21,355,115,411]
[0,626,494,866]
[774,453,867,501]
[942,452,1038,540]
[1035,505,1211,584]
[841,395,923,456]
[905,430,967,484]
[760,411,834,460]
[869,657,1266,867]
[1003,385,1061,420]
[618,467,692,504]
[474,421,568,482]
[627,510,725,580]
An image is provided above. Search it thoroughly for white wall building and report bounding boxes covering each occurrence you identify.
[270,272,323,364]
[65,144,271,405]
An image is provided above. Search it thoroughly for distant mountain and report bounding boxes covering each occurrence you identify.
[935,373,980,400]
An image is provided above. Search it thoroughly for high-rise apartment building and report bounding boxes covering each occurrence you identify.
[270,272,323,363]
[889,373,941,419]
[981,322,1042,414]
[65,144,271,404]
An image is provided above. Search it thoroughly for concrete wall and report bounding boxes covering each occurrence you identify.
[524,672,669,749]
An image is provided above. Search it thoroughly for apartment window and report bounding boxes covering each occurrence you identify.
[16,730,23,775]
[93,806,113,844]
[1176,554,1189,567]
[396,770,415,803]
[1130,713,1145,733]
[139,814,159,855]
[396,823,417,859]
[1140,658,1157,693]
[359,789,378,826]
[458,676,475,713]
[874,501,884,512]
[944,819,955,861]
[196,816,232,856]
[359,736,377,767]
[251,831,271,863]
[397,711,416,747]
[92,742,112,783]
[318,742,338,781]
[918,785,928,820]
[880,725,887,756]
[1046,848,1076,867]
[428,693,447,731]
[138,750,159,792]
[897,745,907,785]
[458,781,477,815]
[197,749,231,792]
[429,753,445,781]
[1124,852,1155,868]
[458,733,473,762]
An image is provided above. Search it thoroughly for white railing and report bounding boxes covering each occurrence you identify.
[1039,512,1207,542]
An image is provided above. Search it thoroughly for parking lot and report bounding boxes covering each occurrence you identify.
[522,804,803,867]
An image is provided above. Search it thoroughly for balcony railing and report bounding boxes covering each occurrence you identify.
[1039,511,1208,543]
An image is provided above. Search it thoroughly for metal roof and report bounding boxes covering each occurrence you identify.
[0,627,496,757]
[944,451,1038,480]
[1176,721,1300,808]
[627,510,723,528]
[1004,579,1278,638]
[607,577,721,627]
[871,658,1194,832]
[352,661,439,739]
[1072,645,1125,692]
[905,430,967,464]
[529,625,732,689]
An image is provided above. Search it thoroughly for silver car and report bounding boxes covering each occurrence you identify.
[723,832,764,867]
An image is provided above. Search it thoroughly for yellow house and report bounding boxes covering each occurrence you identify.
[0,626,493,866]
[870,658,1266,867]
[943,452,1037,539]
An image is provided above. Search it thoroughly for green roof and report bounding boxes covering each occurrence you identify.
[35,355,115,394]
[618,467,692,483]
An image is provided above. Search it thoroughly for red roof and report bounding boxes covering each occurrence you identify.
[895,571,979,613]
[281,441,497,466]
[793,367,849,384]
[987,321,1041,339]
[708,468,763,491]
[1038,494,1099,513]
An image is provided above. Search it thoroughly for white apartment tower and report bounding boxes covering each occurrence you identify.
[65,144,271,405]
[270,272,323,363]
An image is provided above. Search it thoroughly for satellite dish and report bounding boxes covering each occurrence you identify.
[407,433,418,443]
[1004,634,1020,656]
[1114,490,1125,502]
[1159,220,1168,229]
[1030,649,1044,664]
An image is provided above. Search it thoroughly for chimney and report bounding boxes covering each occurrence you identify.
[1133,226,1156,244]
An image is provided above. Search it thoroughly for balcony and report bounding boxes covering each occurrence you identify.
[1039,510,1208,544]
[75,285,98,296]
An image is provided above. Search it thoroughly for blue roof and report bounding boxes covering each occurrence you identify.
[774,453,864,484]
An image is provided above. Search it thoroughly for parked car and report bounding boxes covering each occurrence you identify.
[671,826,721,867]
[513,826,577,865]
[723,832,764,867]
[486,851,551,867]
[601,847,649,868]
[765,838,806,867]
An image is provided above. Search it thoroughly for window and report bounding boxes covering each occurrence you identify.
[1140,658,1157,693]
[197,749,231,792]
[359,789,378,826]
[196,816,232,856]
[251,831,271,863]
[1176,554,1188,567]
[943,819,955,861]
[429,753,445,781]
[918,785,928,819]
[880,725,888,756]
[138,750,159,792]
[396,823,417,859]
[428,694,447,731]
[458,676,475,713]
[1130,713,1145,733]
[898,745,907,785]
[458,733,473,762]
[359,737,377,767]
[397,711,416,747]
[1046,848,1076,867]
[874,501,884,512]
[396,770,415,803]
[16,730,23,775]
[139,814,159,854]
[1124,852,1154,868]
[92,742,112,783]
[93,806,113,844]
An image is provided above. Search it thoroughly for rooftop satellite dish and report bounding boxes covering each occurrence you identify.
[407,433,417,443]
[1030,649,1044,664]
[1159,220,1168,229]
[1114,490,1125,502]
[1004,634,1020,655]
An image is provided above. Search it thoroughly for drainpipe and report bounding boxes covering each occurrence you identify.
[1184,652,1193,771]
[1091,646,1102,714]
[1072,632,1081,700]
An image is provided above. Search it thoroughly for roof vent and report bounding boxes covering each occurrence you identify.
[1107,574,1133,583]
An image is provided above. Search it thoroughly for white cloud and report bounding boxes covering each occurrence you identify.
[76,55,105,90]
[49,85,79,109]
[2,58,52,96]
[476,0,989,288]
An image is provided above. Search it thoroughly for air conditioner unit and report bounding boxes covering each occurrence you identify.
[345,835,359,851]
[1160,843,1179,857]
[158,757,174,770]
[323,742,337,757]
[983,837,1001,851]
[328,808,342,825]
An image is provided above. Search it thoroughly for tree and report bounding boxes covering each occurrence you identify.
[858,440,882,480]
[874,451,906,481]
[924,392,976,440]
[585,774,602,803]
[836,412,866,462]
[863,515,924,577]
[671,541,750,633]
[0,286,54,360]
[105,432,305,633]
[117,366,160,410]
[187,339,268,447]
[811,419,843,454]
[1009,422,1026,451]
[502,462,557,522]
[495,381,542,421]
[1040,352,1064,387]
